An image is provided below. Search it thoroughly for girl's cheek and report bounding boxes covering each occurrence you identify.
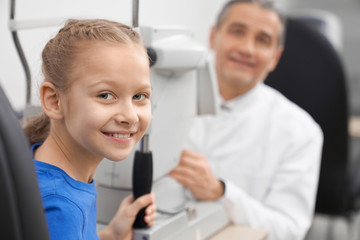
[138,105,152,121]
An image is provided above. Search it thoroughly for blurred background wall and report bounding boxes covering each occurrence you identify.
[0,0,359,114]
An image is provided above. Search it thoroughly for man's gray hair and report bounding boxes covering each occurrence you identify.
[215,0,287,46]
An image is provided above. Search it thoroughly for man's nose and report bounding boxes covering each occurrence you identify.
[236,36,255,56]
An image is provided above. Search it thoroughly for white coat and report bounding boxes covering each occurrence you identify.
[185,82,323,240]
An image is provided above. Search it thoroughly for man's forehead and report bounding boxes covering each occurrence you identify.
[225,4,281,31]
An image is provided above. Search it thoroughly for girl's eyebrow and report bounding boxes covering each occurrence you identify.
[87,79,152,94]
[86,78,119,88]
[136,84,152,93]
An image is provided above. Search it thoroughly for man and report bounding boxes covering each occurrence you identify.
[169,1,323,240]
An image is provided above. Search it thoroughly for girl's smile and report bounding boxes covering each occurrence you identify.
[102,131,135,142]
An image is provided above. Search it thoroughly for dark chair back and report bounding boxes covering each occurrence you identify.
[265,18,350,216]
[0,86,49,239]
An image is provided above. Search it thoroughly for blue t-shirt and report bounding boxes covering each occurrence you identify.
[32,143,99,240]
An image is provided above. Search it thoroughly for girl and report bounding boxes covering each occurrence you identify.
[24,19,155,240]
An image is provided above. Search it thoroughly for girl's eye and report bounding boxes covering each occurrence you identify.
[133,93,146,101]
[98,93,115,100]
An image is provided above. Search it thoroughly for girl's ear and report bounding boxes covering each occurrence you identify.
[40,82,63,120]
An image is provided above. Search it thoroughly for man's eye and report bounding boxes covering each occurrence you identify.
[133,93,146,101]
[230,28,244,36]
[257,36,271,45]
[98,93,114,100]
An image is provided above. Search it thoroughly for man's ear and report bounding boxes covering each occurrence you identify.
[209,26,217,50]
[40,82,63,120]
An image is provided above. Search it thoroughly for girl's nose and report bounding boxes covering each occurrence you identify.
[115,101,139,126]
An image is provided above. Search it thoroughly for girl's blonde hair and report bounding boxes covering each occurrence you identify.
[24,19,145,145]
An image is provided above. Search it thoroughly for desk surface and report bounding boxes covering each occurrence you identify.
[208,225,268,240]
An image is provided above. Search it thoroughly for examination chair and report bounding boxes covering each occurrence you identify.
[265,17,359,238]
[0,86,49,240]
[266,16,350,217]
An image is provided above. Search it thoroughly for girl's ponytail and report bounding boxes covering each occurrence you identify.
[23,114,50,145]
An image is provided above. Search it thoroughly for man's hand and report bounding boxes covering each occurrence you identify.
[99,193,156,240]
[169,149,224,201]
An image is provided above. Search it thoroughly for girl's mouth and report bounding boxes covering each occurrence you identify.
[103,132,132,139]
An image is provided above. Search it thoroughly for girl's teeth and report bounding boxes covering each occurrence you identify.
[110,133,130,138]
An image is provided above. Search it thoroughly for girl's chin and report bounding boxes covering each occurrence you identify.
[105,152,133,162]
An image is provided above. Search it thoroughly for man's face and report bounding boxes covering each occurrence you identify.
[210,3,284,100]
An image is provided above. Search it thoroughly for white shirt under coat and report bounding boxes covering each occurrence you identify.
[184,82,323,240]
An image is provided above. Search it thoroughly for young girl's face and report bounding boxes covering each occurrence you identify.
[59,42,151,162]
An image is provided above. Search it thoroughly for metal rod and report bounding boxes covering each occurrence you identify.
[10,0,15,19]
[10,0,32,105]
[140,134,149,153]
[11,32,31,104]
[132,0,139,27]
[9,18,65,31]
